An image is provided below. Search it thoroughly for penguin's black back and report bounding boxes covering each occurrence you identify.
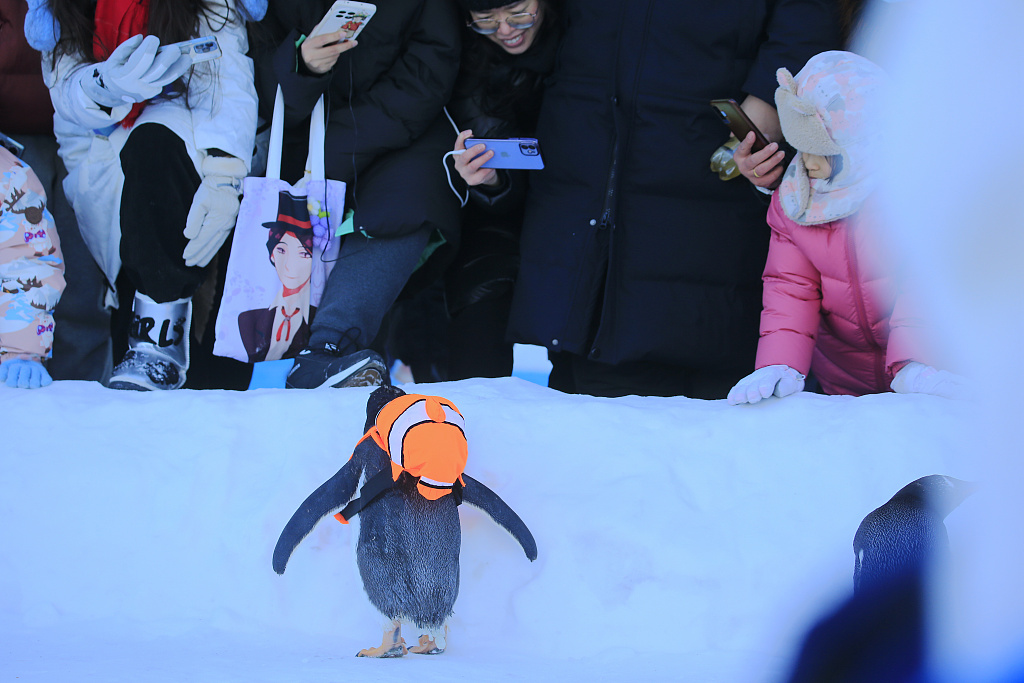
[853,475,973,595]
[356,474,462,630]
[853,500,946,594]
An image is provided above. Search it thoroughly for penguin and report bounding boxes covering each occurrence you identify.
[853,474,976,595]
[273,385,537,657]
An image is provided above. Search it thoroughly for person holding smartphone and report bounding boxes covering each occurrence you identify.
[31,0,262,390]
[253,0,462,390]
[442,0,563,380]
[505,0,842,399]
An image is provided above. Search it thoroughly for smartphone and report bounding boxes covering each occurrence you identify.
[157,36,222,64]
[309,1,377,42]
[0,131,25,158]
[466,138,545,170]
[710,99,769,153]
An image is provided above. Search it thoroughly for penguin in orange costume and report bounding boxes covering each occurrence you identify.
[273,385,537,657]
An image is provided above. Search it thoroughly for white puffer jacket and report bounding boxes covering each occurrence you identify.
[42,0,257,306]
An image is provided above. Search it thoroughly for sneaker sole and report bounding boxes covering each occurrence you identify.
[334,366,385,388]
[106,377,157,391]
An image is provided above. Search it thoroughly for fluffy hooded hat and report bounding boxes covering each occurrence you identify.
[775,50,888,225]
[23,0,268,52]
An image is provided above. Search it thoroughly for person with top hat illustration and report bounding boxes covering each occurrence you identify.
[238,192,317,363]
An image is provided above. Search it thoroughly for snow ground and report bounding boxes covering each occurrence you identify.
[0,377,977,682]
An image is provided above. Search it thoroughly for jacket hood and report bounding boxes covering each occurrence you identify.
[775,50,887,225]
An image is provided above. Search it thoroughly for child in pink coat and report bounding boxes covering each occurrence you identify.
[728,51,967,405]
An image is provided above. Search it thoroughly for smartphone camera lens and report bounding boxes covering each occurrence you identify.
[520,142,539,156]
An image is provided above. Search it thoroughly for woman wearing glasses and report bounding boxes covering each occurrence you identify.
[252,0,463,389]
[445,0,563,380]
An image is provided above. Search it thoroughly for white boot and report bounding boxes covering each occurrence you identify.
[107,292,191,391]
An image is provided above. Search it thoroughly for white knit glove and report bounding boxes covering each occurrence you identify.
[728,364,806,405]
[890,361,972,400]
[80,35,191,108]
[183,155,247,267]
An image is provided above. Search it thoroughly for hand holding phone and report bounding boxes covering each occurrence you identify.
[310,1,376,42]
[710,99,769,153]
[711,98,787,188]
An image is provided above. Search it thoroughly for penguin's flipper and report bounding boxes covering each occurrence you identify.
[462,474,538,561]
[273,460,361,574]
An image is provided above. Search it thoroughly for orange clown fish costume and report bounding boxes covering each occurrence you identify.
[335,394,468,524]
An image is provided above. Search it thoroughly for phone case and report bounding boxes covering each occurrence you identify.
[158,36,221,64]
[310,1,377,41]
[467,138,545,170]
[0,132,25,158]
[710,99,769,152]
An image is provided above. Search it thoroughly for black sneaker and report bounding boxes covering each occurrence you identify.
[285,345,390,389]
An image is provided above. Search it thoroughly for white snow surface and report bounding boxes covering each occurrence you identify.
[1,378,978,682]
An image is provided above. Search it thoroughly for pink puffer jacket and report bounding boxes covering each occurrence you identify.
[754,192,921,396]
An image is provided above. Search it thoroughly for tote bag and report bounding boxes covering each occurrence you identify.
[214,88,343,363]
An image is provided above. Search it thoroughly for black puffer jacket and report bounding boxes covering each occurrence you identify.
[254,0,462,245]
[443,12,561,316]
[507,0,841,369]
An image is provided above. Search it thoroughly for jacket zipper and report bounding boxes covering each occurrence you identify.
[845,223,886,389]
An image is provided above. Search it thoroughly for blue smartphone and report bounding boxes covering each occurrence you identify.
[466,138,545,170]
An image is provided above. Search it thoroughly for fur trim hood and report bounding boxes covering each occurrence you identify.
[24,0,268,52]
[775,50,887,225]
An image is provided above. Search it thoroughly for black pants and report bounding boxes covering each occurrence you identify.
[118,123,203,303]
[19,134,113,382]
[447,291,514,380]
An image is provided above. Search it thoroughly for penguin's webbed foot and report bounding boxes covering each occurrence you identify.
[356,643,407,658]
[410,625,447,655]
[409,634,444,655]
[356,621,408,658]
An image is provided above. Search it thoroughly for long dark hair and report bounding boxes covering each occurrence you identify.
[50,0,233,62]
[49,0,236,106]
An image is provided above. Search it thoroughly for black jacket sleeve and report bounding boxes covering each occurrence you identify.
[742,0,843,103]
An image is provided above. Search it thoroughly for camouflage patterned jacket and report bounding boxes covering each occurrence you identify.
[0,145,65,364]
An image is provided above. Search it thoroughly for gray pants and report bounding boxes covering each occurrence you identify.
[19,134,112,382]
[309,228,431,352]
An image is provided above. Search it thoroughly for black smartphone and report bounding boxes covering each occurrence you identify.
[710,99,769,153]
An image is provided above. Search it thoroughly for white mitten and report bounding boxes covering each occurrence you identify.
[727,364,806,405]
[890,361,972,400]
[183,155,247,267]
[80,34,191,108]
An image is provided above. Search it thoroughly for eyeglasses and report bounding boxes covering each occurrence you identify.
[467,11,537,35]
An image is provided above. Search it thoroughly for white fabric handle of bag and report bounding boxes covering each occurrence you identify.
[265,86,327,182]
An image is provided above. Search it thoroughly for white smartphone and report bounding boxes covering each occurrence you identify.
[466,138,545,170]
[157,36,222,64]
[309,1,377,42]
